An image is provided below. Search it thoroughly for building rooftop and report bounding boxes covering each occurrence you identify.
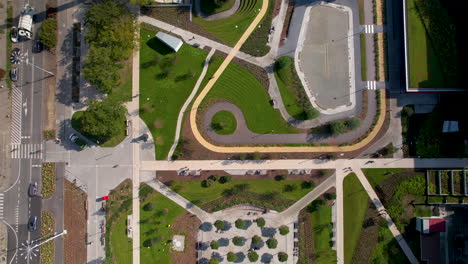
[155,32,183,52]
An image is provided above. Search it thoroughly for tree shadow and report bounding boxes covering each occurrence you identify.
[261,253,273,263]
[261,227,277,237]
[200,222,213,232]
[234,252,245,263]
[218,238,229,247]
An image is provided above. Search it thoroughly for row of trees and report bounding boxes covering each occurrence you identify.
[82,0,137,94]
[329,117,362,136]
[209,251,288,263]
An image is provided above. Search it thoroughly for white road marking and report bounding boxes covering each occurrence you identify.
[364,24,375,34]
[10,87,22,144]
[0,193,4,219]
[10,144,43,159]
[367,81,377,90]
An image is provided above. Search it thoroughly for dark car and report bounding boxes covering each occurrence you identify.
[28,182,38,197]
[69,133,88,149]
[10,27,18,43]
[32,40,44,53]
[28,216,37,232]
[10,68,18,82]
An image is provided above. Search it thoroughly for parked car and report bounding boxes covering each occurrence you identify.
[28,182,38,197]
[28,216,37,232]
[10,68,18,82]
[69,133,87,149]
[32,40,43,53]
[10,27,18,43]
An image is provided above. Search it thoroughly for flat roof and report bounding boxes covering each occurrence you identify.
[155,32,183,52]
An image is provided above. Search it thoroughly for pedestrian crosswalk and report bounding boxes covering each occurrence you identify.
[10,87,22,144]
[0,193,4,219]
[10,143,43,160]
[367,81,377,90]
[364,25,375,34]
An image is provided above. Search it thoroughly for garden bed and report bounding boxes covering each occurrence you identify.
[64,180,87,264]
[40,211,55,264]
[41,163,56,198]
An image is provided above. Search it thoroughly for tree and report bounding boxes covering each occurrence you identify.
[39,18,57,50]
[283,184,297,192]
[346,117,361,130]
[219,175,232,184]
[214,220,225,231]
[232,236,243,246]
[256,217,265,228]
[278,252,288,262]
[275,174,287,181]
[202,179,215,188]
[301,180,315,189]
[307,199,324,213]
[235,219,246,229]
[266,238,278,249]
[251,235,262,247]
[248,251,259,262]
[274,56,292,71]
[210,240,219,250]
[143,202,154,211]
[209,258,219,264]
[78,98,127,143]
[82,46,121,94]
[324,192,337,200]
[279,225,289,235]
[330,120,346,136]
[227,252,237,262]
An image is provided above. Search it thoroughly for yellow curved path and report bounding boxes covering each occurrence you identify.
[189,0,387,153]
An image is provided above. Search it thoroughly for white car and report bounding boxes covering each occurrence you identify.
[10,27,18,43]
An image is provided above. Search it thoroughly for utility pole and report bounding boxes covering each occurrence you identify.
[19,230,67,260]
[22,52,55,76]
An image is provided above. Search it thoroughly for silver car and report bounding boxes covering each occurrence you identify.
[10,68,18,82]
[10,27,18,43]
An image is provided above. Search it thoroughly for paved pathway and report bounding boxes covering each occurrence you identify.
[193,0,241,21]
[167,48,216,160]
[351,167,418,264]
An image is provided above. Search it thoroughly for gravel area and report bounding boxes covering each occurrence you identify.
[64,180,87,264]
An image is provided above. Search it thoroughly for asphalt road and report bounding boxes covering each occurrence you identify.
[3,0,59,263]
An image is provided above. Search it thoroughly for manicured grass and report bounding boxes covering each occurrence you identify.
[371,226,408,263]
[139,28,208,160]
[193,0,262,46]
[140,190,186,263]
[109,214,133,264]
[407,0,444,88]
[343,173,369,264]
[274,57,318,120]
[211,110,237,135]
[203,60,297,134]
[41,163,55,198]
[108,59,133,103]
[170,179,311,205]
[200,0,236,15]
[71,111,126,148]
[40,211,55,264]
[310,205,337,263]
[360,34,367,81]
[362,168,407,188]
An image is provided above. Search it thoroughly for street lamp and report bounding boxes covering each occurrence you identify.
[19,230,67,260]
[11,50,55,76]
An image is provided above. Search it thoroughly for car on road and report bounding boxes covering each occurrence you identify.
[10,27,18,43]
[69,133,88,149]
[28,182,38,197]
[32,40,44,53]
[10,68,18,82]
[28,216,37,232]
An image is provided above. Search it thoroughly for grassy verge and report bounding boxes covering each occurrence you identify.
[211,110,237,135]
[371,226,408,263]
[200,0,237,15]
[108,58,133,103]
[140,186,186,263]
[240,0,274,56]
[71,111,126,148]
[202,58,297,134]
[109,213,132,264]
[310,202,336,263]
[41,163,55,198]
[343,173,369,264]
[139,28,207,160]
[357,0,364,24]
[193,0,262,46]
[274,57,318,120]
[40,211,55,264]
[363,168,407,188]
[360,34,367,81]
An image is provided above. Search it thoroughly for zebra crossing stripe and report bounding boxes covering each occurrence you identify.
[367,81,377,90]
[10,88,22,144]
[10,144,43,159]
[364,25,375,34]
[0,193,4,219]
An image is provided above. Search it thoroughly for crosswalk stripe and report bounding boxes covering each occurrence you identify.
[10,143,43,159]
[367,81,377,90]
[364,25,375,34]
[10,88,22,144]
[0,193,4,219]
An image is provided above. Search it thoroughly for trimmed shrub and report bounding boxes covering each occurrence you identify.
[256,217,265,228]
[279,225,289,235]
[210,240,220,249]
[235,219,246,229]
[219,175,232,184]
[232,236,243,246]
[275,174,287,181]
[278,252,288,262]
[214,220,225,231]
[252,235,262,247]
[266,238,278,249]
[248,251,259,262]
[227,252,237,262]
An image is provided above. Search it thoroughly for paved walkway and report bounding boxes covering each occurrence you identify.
[193,0,241,21]
[351,167,418,264]
[167,48,216,160]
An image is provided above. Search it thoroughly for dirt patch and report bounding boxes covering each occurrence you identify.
[153,120,163,129]
[169,212,201,264]
[376,33,386,81]
[298,208,314,263]
[351,202,383,263]
[64,180,87,264]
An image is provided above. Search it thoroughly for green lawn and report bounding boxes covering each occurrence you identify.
[343,173,369,264]
[108,60,133,103]
[139,28,208,160]
[171,179,311,205]
[109,214,133,264]
[357,0,364,24]
[371,227,409,264]
[362,168,407,188]
[193,0,262,46]
[360,34,367,81]
[140,191,186,264]
[71,111,126,148]
[407,0,444,88]
[202,60,297,134]
[211,110,237,135]
[310,205,337,263]
[200,0,237,15]
[274,57,318,120]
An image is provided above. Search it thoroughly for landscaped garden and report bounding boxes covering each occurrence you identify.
[169,177,314,211]
[41,162,55,198]
[211,110,237,135]
[40,211,55,264]
[201,58,297,134]
[139,27,208,159]
[200,0,237,15]
[274,56,318,120]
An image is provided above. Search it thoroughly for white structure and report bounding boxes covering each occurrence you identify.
[172,235,185,251]
[155,32,183,52]
[18,5,34,40]
[127,215,133,238]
